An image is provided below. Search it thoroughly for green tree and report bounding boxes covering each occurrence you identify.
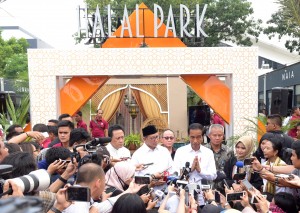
[264,0,300,53]
[0,31,29,93]
[83,0,262,47]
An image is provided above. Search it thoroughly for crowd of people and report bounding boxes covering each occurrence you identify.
[0,107,300,213]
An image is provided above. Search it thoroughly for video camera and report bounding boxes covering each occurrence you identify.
[72,137,111,168]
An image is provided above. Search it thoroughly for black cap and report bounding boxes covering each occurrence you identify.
[142,125,158,137]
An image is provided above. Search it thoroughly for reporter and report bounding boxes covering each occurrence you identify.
[111,193,146,213]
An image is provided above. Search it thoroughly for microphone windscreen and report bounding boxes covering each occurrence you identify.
[185,162,190,167]
[173,171,178,176]
[236,161,244,168]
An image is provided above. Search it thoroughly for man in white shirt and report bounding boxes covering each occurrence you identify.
[105,124,131,161]
[131,125,174,176]
[174,123,217,183]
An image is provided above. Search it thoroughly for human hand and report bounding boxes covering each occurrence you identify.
[195,158,201,173]
[240,191,251,208]
[189,194,198,209]
[251,157,263,171]
[2,180,24,198]
[151,179,165,186]
[135,164,144,171]
[224,185,234,194]
[255,194,269,213]
[146,199,158,210]
[26,131,45,141]
[281,174,300,187]
[47,160,66,175]
[140,193,150,203]
[232,183,243,192]
[191,156,198,172]
[126,180,146,193]
[168,184,175,192]
[203,189,214,200]
[179,188,185,199]
[53,184,73,211]
[101,191,112,201]
[260,171,275,182]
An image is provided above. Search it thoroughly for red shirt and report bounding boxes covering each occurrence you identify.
[212,113,225,126]
[77,120,87,132]
[89,118,108,138]
[41,138,51,148]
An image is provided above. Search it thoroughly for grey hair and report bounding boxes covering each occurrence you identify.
[208,124,224,135]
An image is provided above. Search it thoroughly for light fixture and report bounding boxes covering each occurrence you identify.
[128,98,139,119]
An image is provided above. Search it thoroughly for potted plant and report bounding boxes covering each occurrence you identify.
[124,133,142,151]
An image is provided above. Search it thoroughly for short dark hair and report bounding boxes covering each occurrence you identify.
[96,109,103,113]
[75,111,82,117]
[19,142,34,156]
[48,125,58,136]
[58,114,71,121]
[267,114,282,127]
[112,193,146,213]
[264,133,283,158]
[292,141,300,159]
[274,192,297,213]
[57,120,74,130]
[291,106,299,114]
[108,124,124,138]
[33,123,48,132]
[6,124,22,134]
[6,131,21,141]
[48,119,59,125]
[5,143,22,154]
[0,152,37,179]
[45,147,71,165]
[69,128,90,147]
[76,163,105,184]
[188,123,204,135]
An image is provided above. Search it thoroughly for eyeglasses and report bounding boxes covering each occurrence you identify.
[147,135,159,141]
[163,136,174,140]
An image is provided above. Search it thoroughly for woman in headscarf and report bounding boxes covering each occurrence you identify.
[224,135,263,190]
[105,161,136,196]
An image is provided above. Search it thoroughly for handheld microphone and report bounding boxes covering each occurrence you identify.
[236,161,244,174]
[180,162,191,180]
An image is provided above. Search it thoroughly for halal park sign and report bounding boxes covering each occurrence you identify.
[78,4,208,39]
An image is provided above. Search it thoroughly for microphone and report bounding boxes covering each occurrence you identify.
[180,162,191,180]
[236,161,244,174]
[86,137,112,148]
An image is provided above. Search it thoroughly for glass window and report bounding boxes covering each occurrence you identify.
[296,85,300,95]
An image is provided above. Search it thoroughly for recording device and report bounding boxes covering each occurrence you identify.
[251,194,267,204]
[0,196,43,213]
[214,191,220,203]
[154,190,164,201]
[166,172,179,185]
[236,161,244,173]
[184,187,190,206]
[233,173,246,181]
[234,161,246,180]
[180,162,191,180]
[274,174,294,179]
[241,179,254,190]
[135,176,151,184]
[105,186,117,194]
[223,179,230,188]
[87,137,111,147]
[226,191,245,202]
[244,157,255,166]
[177,180,188,189]
[66,186,91,202]
[0,169,50,197]
[146,187,154,195]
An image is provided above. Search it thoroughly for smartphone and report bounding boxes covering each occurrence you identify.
[184,188,190,206]
[120,157,131,161]
[241,179,253,190]
[244,157,255,166]
[215,191,220,203]
[66,186,91,202]
[274,174,291,178]
[135,176,151,184]
[223,179,230,188]
[251,194,267,204]
[233,173,246,181]
[105,187,117,194]
[226,191,245,202]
